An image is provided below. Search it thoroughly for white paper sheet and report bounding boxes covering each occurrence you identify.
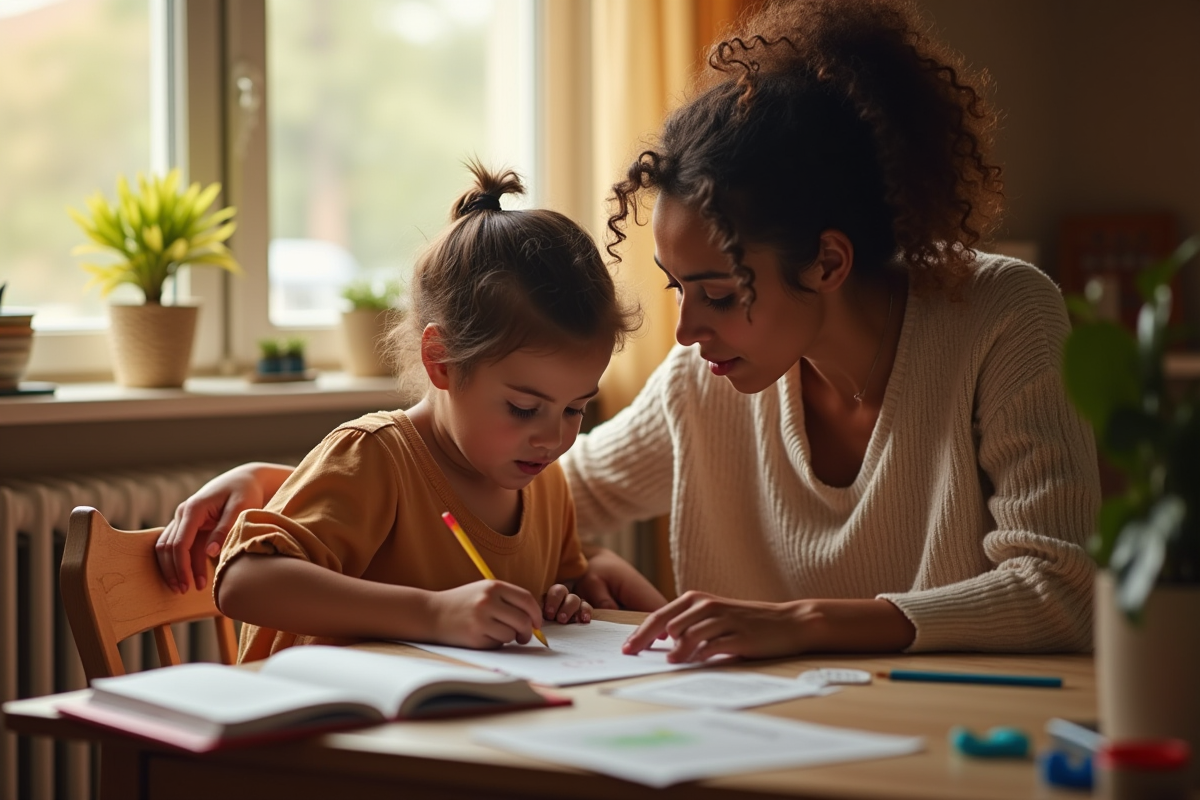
[607,671,838,710]
[473,709,925,787]
[402,620,710,686]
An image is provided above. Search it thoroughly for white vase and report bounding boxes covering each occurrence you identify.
[1094,570,1200,788]
[338,308,399,377]
[108,303,199,388]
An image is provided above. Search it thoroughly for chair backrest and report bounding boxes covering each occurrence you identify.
[60,505,238,682]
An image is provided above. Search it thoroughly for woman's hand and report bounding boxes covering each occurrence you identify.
[622,592,917,663]
[542,583,592,624]
[575,546,669,612]
[155,462,294,594]
[428,580,545,649]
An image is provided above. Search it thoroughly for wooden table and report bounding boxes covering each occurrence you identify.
[5,611,1100,800]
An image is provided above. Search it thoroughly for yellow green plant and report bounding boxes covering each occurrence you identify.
[68,169,241,304]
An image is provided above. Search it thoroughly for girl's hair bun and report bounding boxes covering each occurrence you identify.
[451,159,525,220]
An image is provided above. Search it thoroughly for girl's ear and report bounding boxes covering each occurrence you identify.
[808,230,855,294]
[420,324,451,390]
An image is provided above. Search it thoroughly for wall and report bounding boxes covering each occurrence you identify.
[919,0,1200,319]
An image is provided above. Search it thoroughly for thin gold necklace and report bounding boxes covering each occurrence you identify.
[853,290,894,403]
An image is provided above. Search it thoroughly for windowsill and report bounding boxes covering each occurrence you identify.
[0,372,408,427]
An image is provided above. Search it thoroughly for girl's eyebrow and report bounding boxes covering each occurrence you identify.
[506,384,601,402]
[653,256,732,283]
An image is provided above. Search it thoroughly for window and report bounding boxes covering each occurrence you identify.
[266,0,537,328]
[1,0,173,376]
[8,0,537,379]
[226,0,539,368]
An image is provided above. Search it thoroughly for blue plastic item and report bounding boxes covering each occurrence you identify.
[949,726,1030,758]
[1039,748,1094,791]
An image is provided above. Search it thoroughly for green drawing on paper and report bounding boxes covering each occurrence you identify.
[590,728,699,749]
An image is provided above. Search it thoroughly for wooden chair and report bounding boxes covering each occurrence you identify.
[60,506,238,682]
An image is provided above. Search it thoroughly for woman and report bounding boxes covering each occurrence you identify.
[157,0,1099,661]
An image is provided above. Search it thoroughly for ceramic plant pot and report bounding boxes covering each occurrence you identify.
[1094,570,1200,788]
[0,308,35,390]
[339,308,398,377]
[108,303,199,388]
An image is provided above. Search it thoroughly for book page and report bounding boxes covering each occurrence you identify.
[260,646,526,717]
[88,663,358,731]
[473,709,925,788]
[403,620,714,686]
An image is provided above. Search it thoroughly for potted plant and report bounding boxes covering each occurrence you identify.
[0,282,36,392]
[68,169,241,388]
[1062,235,1199,787]
[257,338,283,374]
[282,337,307,374]
[339,279,401,377]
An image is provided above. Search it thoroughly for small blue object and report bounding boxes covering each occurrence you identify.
[950,726,1030,758]
[1039,748,1094,790]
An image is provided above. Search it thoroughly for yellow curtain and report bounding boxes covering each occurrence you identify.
[576,0,756,596]
[589,0,755,418]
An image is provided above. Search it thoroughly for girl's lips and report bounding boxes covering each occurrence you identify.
[516,460,548,476]
[708,357,739,376]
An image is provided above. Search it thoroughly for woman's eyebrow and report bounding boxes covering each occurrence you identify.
[505,384,601,402]
[653,256,731,283]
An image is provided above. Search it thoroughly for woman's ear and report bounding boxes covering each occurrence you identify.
[420,324,451,390]
[808,230,855,294]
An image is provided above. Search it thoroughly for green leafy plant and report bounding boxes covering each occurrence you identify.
[257,338,282,359]
[341,279,401,312]
[1063,236,1200,619]
[68,169,241,304]
[283,337,306,358]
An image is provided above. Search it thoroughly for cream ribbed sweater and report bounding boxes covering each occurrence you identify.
[563,255,1100,653]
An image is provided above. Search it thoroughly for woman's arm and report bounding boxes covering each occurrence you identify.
[622,592,915,662]
[562,348,685,538]
[218,555,545,649]
[156,462,295,593]
[574,546,668,612]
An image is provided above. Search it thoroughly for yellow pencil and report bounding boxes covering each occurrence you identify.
[440,511,549,648]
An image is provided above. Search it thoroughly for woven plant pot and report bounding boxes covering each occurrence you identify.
[339,308,398,377]
[108,303,199,388]
[0,310,35,390]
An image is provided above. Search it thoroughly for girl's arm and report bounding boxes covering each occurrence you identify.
[156,462,295,593]
[218,554,545,649]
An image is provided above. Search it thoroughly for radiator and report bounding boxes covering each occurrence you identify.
[0,464,247,800]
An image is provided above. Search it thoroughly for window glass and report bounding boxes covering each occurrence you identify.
[0,0,152,329]
[266,0,535,327]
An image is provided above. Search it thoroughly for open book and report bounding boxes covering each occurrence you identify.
[57,646,568,753]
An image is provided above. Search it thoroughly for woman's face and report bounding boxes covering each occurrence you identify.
[652,194,825,394]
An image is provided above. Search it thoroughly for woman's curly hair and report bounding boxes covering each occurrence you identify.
[607,0,1003,310]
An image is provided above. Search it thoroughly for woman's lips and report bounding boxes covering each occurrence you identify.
[708,357,739,376]
[516,460,548,475]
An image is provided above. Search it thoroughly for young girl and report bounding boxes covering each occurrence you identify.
[213,164,645,662]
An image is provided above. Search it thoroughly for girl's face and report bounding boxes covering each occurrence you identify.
[434,341,611,491]
[652,194,824,394]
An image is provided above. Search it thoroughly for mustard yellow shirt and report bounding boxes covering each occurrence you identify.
[215,410,588,662]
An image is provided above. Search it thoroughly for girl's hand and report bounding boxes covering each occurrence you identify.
[542,583,592,624]
[621,593,917,663]
[576,546,669,612]
[428,580,545,649]
[155,463,293,595]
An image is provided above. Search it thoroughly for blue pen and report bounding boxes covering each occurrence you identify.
[877,669,1062,688]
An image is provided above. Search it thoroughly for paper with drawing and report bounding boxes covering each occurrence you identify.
[472,709,925,788]
[403,620,709,686]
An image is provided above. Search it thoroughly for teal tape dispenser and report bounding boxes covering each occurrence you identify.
[950,726,1030,758]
